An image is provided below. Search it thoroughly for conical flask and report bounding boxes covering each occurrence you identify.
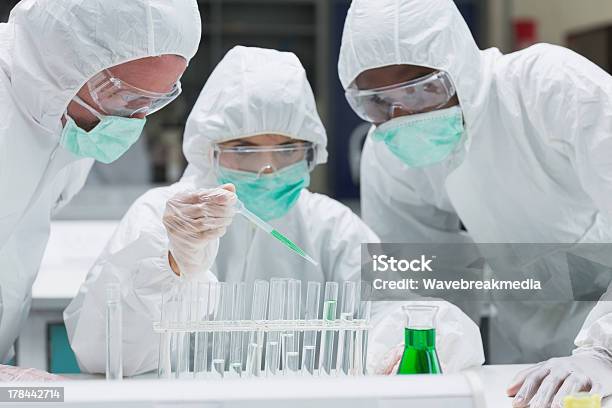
[397,305,442,375]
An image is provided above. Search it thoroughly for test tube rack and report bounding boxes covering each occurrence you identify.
[154,279,372,379]
[153,319,370,333]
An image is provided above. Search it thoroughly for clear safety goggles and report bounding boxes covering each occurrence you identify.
[212,142,317,175]
[345,70,456,124]
[87,69,182,117]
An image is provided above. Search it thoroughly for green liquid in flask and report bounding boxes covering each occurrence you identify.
[397,327,442,375]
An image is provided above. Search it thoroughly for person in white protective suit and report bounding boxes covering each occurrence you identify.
[338,0,612,406]
[0,0,201,381]
[64,46,484,376]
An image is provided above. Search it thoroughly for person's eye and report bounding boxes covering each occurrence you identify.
[125,97,151,109]
[372,95,388,106]
[242,151,259,159]
[104,87,123,99]
[423,83,441,93]
[228,144,248,150]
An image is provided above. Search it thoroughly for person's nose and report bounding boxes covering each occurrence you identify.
[390,104,414,119]
[259,164,276,176]
[258,151,278,174]
[131,112,147,119]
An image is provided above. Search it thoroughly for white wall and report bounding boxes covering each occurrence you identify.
[513,0,612,45]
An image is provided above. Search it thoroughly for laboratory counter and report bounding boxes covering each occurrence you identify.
[6,365,611,407]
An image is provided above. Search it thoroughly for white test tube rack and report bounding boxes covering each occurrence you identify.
[153,318,371,379]
[154,279,372,379]
[153,319,370,333]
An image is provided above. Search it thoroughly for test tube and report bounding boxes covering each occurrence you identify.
[245,280,269,377]
[301,281,321,376]
[106,283,123,380]
[354,298,372,375]
[282,279,301,375]
[194,282,212,378]
[318,281,338,376]
[211,282,231,377]
[166,287,180,377]
[266,278,286,376]
[354,281,373,376]
[175,281,193,378]
[336,281,357,376]
[157,284,173,379]
[228,282,246,377]
[188,282,200,377]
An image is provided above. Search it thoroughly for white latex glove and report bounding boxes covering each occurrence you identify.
[0,365,65,381]
[507,348,612,408]
[376,343,404,375]
[162,184,236,279]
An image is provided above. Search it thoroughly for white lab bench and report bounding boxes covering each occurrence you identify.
[8,366,610,407]
[16,221,611,408]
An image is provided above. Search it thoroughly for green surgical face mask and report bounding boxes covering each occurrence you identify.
[60,96,146,164]
[217,161,310,221]
[372,105,465,168]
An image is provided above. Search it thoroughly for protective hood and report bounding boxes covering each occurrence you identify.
[183,46,328,178]
[338,0,497,134]
[3,0,201,132]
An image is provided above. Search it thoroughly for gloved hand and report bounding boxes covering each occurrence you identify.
[163,184,237,279]
[0,365,65,381]
[507,348,612,408]
[375,343,404,375]
[367,301,484,375]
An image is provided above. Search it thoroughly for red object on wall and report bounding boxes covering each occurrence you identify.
[514,19,538,50]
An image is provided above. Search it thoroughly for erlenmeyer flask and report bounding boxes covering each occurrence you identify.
[397,305,442,375]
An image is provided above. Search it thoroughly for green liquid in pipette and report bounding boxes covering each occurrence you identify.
[397,328,442,375]
[235,199,318,266]
[270,229,317,266]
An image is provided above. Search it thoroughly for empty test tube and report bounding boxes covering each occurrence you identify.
[228,282,246,377]
[211,282,231,377]
[301,281,321,376]
[354,298,372,375]
[336,281,357,376]
[193,282,213,378]
[175,281,193,379]
[353,281,372,375]
[106,283,123,380]
[187,282,201,377]
[319,281,338,376]
[245,280,269,377]
[157,285,173,379]
[167,287,183,378]
[282,279,301,375]
[266,278,286,376]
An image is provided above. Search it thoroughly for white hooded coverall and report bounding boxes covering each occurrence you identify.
[65,46,484,376]
[338,0,612,363]
[0,0,201,362]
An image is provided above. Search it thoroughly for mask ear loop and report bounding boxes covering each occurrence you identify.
[211,148,219,173]
[131,105,151,117]
[306,145,317,171]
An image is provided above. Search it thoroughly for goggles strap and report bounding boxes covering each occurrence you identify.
[73,95,104,120]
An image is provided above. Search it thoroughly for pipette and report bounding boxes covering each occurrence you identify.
[235,199,318,266]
